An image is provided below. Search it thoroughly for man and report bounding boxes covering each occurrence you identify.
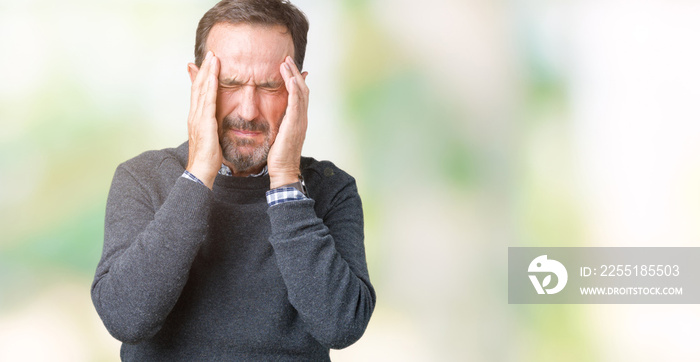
[90,1,376,360]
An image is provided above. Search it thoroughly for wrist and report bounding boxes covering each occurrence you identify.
[270,174,307,196]
[186,163,217,190]
[269,172,301,189]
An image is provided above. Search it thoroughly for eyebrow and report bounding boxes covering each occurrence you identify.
[219,77,283,89]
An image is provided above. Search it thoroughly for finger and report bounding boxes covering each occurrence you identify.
[279,62,297,104]
[189,51,214,124]
[284,56,309,95]
[284,80,308,137]
[191,51,213,99]
[203,55,219,119]
[280,57,302,85]
[194,53,217,120]
[187,64,199,123]
[281,60,308,104]
[280,60,293,83]
[286,62,309,115]
[284,56,301,76]
[197,51,214,96]
[192,51,214,117]
[279,57,309,137]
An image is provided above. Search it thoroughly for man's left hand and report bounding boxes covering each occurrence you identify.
[268,56,309,189]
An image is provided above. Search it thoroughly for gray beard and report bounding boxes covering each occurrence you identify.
[219,115,271,173]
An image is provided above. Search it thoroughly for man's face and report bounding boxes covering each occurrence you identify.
[201,23,294,173]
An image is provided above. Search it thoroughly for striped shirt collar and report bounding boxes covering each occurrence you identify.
[218,164,268,177]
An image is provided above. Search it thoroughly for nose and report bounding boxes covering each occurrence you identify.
[237,85,260,121]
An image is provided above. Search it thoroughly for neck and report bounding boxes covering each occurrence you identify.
[223,160,266,177]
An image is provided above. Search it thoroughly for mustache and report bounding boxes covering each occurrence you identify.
[221,115,270,133]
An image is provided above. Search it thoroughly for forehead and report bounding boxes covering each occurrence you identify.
[206,23,294,81]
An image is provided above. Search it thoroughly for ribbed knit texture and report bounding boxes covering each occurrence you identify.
[91,142,375,361]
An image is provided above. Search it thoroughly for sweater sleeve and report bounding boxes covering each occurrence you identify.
[266,174,376,349]
[91,164,212,343]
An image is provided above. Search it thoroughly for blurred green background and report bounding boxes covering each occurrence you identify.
[2,0,700,361]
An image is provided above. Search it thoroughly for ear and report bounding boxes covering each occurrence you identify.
[187,63,199,83]
[301,71,308,80]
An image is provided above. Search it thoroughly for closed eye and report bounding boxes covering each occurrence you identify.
[217,79,283,93]
[258,82,284,93]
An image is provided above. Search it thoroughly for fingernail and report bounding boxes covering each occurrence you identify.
[284,63,290,72]
[205,51,212,59]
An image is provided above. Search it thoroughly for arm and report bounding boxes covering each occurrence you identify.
[266,57,375,348]
[92,51,222,342]
[267,172,375,349]
[91,167,212,343]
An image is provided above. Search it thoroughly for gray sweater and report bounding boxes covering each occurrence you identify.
[91,142,375,361]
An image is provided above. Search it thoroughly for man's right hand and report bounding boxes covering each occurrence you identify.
[186,51,221,190]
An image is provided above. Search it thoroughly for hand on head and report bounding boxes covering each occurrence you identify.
[186,51,223,189]
[268,55,310,189]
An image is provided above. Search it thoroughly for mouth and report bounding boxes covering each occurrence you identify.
[230,129,261,138]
